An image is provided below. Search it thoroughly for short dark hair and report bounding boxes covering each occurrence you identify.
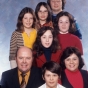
[42,61,61,77]
[54,11,76,34]
[33,26,60,57]
[60,47,84,70]
[16,7,36,33]
[47,0,66,10]
[35,2,52,23]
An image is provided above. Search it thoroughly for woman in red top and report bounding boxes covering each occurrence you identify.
[60,47,88,88]
[33,26,61,68]
[54,11,83,55]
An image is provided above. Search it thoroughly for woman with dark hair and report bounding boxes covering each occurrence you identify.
[9,7,37,68]
[60,47,88,88]
[35,2,53,29]
[47,0,82,39]
[54,11,83,55]
[33,26,61,68]
[38,61,65,88]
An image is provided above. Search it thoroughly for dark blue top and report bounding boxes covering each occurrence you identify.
[42,46,52,61]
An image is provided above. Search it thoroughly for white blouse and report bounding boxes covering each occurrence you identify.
[38,83,65,88]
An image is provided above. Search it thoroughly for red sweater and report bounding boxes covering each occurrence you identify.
[65,69,84,88]
[58,33,83,55]
[35,50,61,68]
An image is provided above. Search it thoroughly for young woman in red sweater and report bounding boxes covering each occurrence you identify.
[54,11,83,55]
[33,26,61,68]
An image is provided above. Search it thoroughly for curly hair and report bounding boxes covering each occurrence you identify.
[33,26,60,57]
[47,0,66,10]
[16,7,36,33]
[60,47,84,70]
[54,11,76,34]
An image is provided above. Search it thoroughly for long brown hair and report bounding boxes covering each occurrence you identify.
[16,7,36,33]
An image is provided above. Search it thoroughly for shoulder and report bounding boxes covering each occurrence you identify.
[2,68,17,78]
[32,29,37,33]
[58,83,66,88]
[61,71,66,78]
[12,31,20,34]
[11,31,21,37]
[31,66,42,73]
[80,70,88,75]
[70,34,79,39]
[56,50,62,54]
[38,83,45,88]
[70,34,81,41]
[32,66,41,70]
[2,68,17,75]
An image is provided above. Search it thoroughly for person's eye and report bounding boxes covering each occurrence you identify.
[19,57,23,59]
[53,74,57,77]
[46,75,50,77]
[66,21,69,23]
[44,11,48,13]
[49,36,53,38]
[43,37,46,38]
[39,11,42,13]
[59,21,63,23]
[73,58,77,60]
[66,59,70,61]
[24,17,27,19]
[26,57,31,59]
[30,18,33,20]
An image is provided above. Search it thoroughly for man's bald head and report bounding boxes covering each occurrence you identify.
[15,46,33,58]
[15,46,33,73]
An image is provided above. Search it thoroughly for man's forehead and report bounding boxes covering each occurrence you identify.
[50,0,62,1]
[17,47,32,55]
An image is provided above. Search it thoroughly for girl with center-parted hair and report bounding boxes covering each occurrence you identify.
[54,11,83,55]
[60,47,88,88]
[9,7,37,68]
[33,26,61,68]
[38,61,65,88]
[35,2,53,29]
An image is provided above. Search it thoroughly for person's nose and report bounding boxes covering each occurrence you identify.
[62,22,66,26]
[70,60,73,64]
[50,76,53,81]
[23,58,26,63]
[46,38,49,42]
[26,18,30,23]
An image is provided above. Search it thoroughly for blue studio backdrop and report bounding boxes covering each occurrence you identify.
[0,0,88,80]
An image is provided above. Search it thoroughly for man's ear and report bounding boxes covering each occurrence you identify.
[42,75,45,80]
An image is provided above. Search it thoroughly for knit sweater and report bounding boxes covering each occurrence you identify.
[58,33,83,55]
[9,29,37,60]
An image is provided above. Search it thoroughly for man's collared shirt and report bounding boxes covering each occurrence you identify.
[18,70,30,85]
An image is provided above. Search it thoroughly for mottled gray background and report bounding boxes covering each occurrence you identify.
[0,0,88,80]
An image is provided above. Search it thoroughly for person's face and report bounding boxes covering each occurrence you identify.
[16,47,33,73]
[64,53,79,72]
[50,0,62,12]
[38,5,48,22]
[58,16,70,34]
[43,70,59,88]
[22,13,33,29]
[41,30,53,48]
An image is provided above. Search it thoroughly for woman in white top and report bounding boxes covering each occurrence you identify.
[38,61,65,88]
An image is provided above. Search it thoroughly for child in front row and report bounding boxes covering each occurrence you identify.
[38,61,65,88]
